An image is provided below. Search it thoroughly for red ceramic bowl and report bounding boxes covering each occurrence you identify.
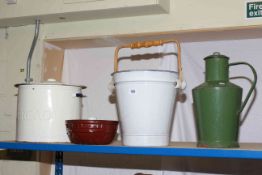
[65,120,118,145]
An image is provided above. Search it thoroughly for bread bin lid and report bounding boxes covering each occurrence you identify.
[15,79,86,89]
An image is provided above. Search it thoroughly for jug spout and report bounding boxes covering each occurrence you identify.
[204,52,229,82]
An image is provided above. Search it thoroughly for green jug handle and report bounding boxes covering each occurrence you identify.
[229,62,257,115]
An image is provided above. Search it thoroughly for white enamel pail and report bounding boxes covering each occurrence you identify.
[112,40,185,146]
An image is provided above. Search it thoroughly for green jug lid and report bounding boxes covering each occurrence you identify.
[204,52,229,60]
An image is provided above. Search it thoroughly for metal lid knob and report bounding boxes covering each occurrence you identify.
[212,52,221,56]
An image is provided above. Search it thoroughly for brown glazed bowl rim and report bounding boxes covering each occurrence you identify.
[66,119,118,124]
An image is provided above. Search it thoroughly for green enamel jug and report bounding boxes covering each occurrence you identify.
[192,52,257,148]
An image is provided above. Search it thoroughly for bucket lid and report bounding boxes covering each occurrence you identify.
[15,79,87,89]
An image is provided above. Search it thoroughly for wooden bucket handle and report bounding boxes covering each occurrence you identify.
[114,39,183,82]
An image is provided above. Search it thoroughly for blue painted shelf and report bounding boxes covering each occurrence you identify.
[0,141,262,160]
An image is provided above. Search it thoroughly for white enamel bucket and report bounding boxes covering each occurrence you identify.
[16,80,86,142]
[112,39,185,146]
